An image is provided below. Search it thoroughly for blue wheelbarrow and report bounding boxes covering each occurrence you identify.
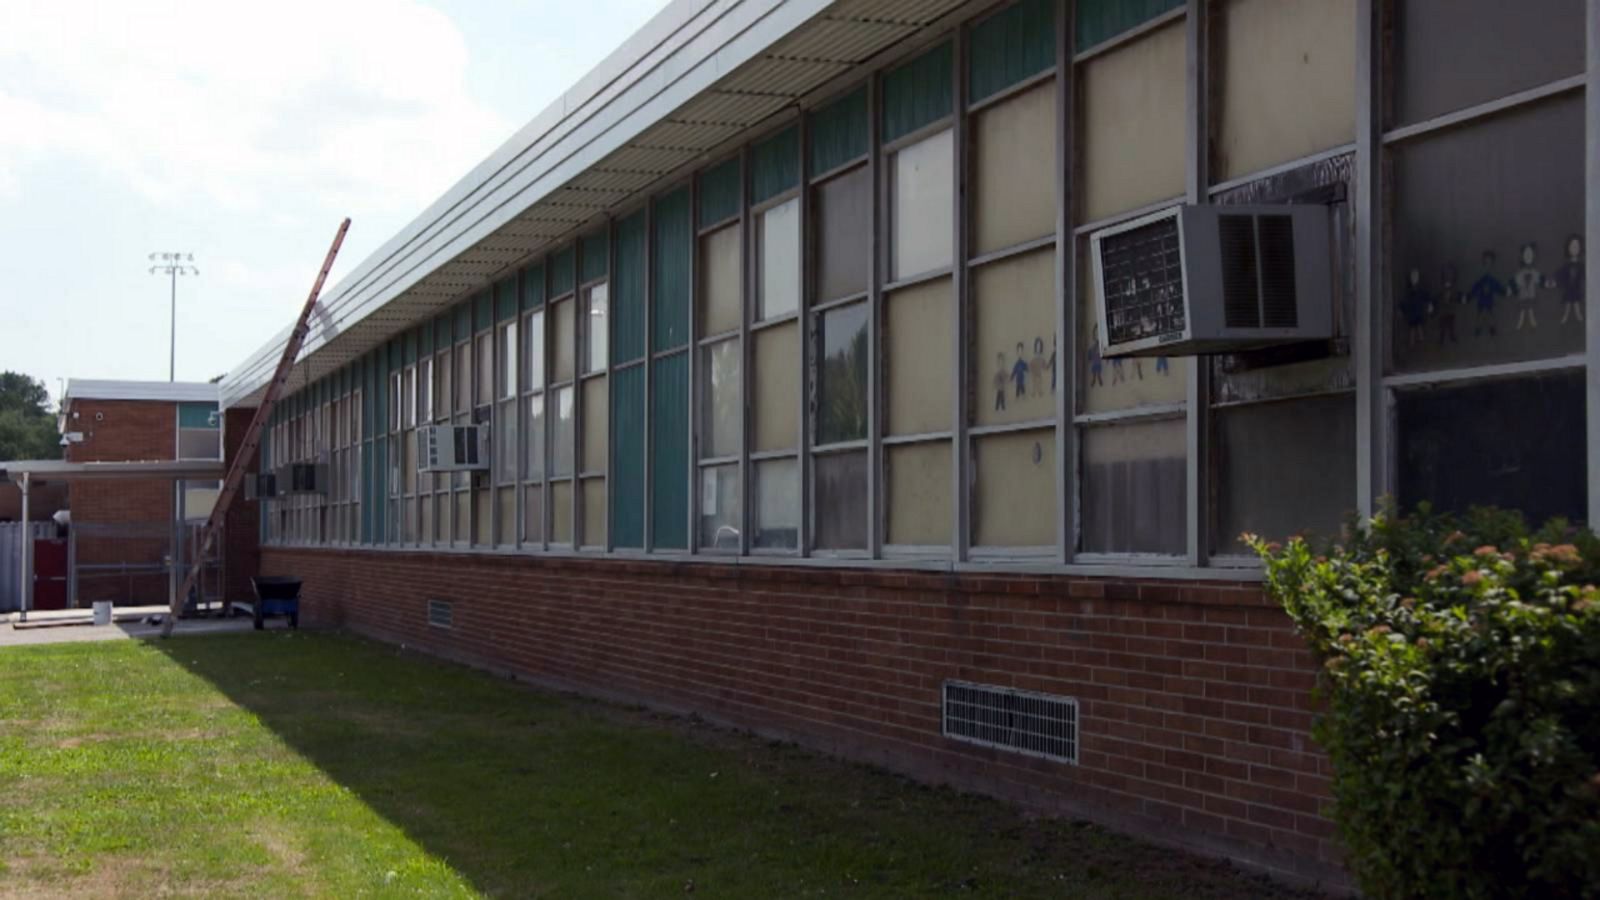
[251,576,301,630]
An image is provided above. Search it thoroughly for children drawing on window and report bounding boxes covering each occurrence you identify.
[1401,267,1431,348]
[1087,325,1104,388]
[993,352,1008,412]
[1548,234,1584,325]
[1467,250,1505,338]
[1511,242,1542,330]
[1011,342,1029,398]
[1436,263,1461,345]
[1029,337,1047,398]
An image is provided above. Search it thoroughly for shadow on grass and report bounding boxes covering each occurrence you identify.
[151,629,1321,898]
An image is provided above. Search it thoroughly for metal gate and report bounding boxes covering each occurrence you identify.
[0,522,51,613]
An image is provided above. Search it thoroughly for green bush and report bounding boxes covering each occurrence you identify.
[1249,507,1600,899]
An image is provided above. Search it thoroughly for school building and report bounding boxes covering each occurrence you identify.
[214,0,1599,886]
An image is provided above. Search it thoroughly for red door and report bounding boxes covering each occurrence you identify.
[32,538,68,611]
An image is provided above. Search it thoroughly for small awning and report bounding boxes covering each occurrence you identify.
[0,460,226,484]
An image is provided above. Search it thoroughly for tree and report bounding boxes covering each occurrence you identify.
[0,372,61,461]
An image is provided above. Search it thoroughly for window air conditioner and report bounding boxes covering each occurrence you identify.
[419,424,490,473]
[244,472,278,502]
[1090,204,1332,357]
[275,463,327,496]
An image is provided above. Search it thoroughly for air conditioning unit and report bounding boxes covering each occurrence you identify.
[419,424,489,473]
[1090,204,1332,357]
[244,472,278,502]
[275,463,327,495]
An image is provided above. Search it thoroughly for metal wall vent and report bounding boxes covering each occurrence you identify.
[427,599,454,630]
[941,681,1078,764]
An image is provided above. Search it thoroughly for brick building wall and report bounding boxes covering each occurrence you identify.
[258,546,1344,889]
[66,399,177,604]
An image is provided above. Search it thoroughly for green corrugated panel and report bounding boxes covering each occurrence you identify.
[1076,0,1183,52]
[374,350,389,435]
[970,0,1056,102]
[178,402,218,429]
[750,125,799,205]
[809,87,868,177]
[610,364,646,549]
[883,42,953,143]
[420,322,433,358]
[698,158,740,228]
[404,330,417,365]
[580,231,609,284]
[362,354,374,436]
[613,210,648,364]
[360,441,373,543]
[455,301,471,340]
[496,278,518,322]
[372,439,387,544]
[474,291,493,332]
[652,188,691,351]
[550,246,576,297]
[650,352,689,550]
[522,262,545,310]
[434,312,452,350]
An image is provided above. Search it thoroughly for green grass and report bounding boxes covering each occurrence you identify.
[0,632,1320,898]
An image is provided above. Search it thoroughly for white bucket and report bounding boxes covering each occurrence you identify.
[92,601,113,627]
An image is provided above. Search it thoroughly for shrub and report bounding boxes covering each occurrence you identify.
[1249,507,1600,899]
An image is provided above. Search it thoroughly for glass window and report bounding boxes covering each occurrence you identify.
[886,279,953,437]
[582,377,607,474]
[1081,19,1185,221]
[476,486,492,545]
[552,299,576,383]
[814,451,867,551]
[815,165,870,302]
[701,340,740,459]
[552,386,575,477]
[700,225,742,336]
[1392,0,1584,128]
[499,321,518,399]
[758,198,801,320]
[454,490,470,545]
[753,321,799,453]
[497,400,518,483]
[891,129,954,280]
[1215,0,1355,182]
[974,248,1058,427]
[178,429,221,460]
[1081,419,1185,554]
[973,82,1056,255]
[475,333,493,408]
[435,352,451,418]
[972,429,1055,548]
[699,464,741,550]
[1391,97,1584,373]
[522,311,545,392]
[1078,243,1187,413]
[816,302,869,446]
[582,478,606,547]
[418,358,433,423]
[1215,393,1356,554]
[498,486,516,547]
[1397,373,1585,525]
[525,393,545,480]
[522,484,544,544]
[582,283,608,374]
[551,481,573,544]
[887,440,951,547]
[753,458,800,550]
[455,345,471,413]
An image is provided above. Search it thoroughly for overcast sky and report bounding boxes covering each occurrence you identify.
[0,0,669,405]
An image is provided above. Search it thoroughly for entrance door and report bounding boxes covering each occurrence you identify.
[32,538,68,611]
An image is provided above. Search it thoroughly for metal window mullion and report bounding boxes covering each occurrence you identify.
[540,268,552,551]
[1588,0,1600,524]
[606,222,617,552]
[1183,0,1211,568]
[643,201,655,553]
[869,66,885,560]
[573,244,586,550]
[738,146,751,556]
[1056,0,1075,563]
[951,37,970,564]
[1354,0,1387,520]
[799,110,814,557]
[688,180,701,554]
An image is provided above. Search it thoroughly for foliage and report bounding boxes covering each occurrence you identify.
[1250,507,1600,899]
[0,371,60,461]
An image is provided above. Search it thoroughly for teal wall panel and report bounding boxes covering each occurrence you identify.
[581,231,609,284]
[419,322,433,358]
[613,210,648,364]
[360,441,373,543]
[809,87,868,177]
[550,246,576,297]
[474,291,493,332]
[522,262,545,310]
[454,301,472,340]
[495,278,518,322]
[610,364,646,549]
[969,0,1056,103]
[404,330,417,365]
[750,125,800,205]
[1076,0,1183,52]
[883,42,953,143]
[650,352,689,550]
[698,158,741,227]
[652,188,692,352]
[361,353,375,438]
[178,402,219,429]
[435,313,452,351]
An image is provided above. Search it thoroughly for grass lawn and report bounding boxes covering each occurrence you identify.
[0,631,1322,898]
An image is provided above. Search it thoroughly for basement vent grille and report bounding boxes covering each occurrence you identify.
[942,681,1078,764]
[427,599,454,630]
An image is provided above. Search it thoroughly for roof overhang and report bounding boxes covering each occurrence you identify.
[64,379,219,406]
[218,0,976,409]
[0,460,227,484]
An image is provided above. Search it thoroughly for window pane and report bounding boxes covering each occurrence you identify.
[475,486,491,546]
[700,224,742,336]
[1215,0,1355,182]
[1391,97,1584,373]
[417,358,433,423]
[522,484,544,544]
[974,248,1058,427]
[455,344,471,413]
[551,480,573,544]
[1078,242,1186,413]
[886,279,952,437]
[1081,419,1185,554]
[475,333,493,407]
[524,393,545,480]
[1398,373,1585,525]
[973,82,1056,255]
[583,283,608,374]
[582,477,606,547]
[1393,0,1584,128]
[523,311,545,392]
[816,301,869,446]
[887,440,950,547]
[753,457,800,550]
[815,165,870,302]
[497,400,517,483]
[552,386,575,477]
[753,321,799,453]
[454,490,469,544]
[758,198,801,320]
[1081,19,1185,221]
[178,429,221,459]
[436,352,451,418]
[582,377,607,474]
[552,299,576,383]
[699,464,741,550]
[973,429,1055,548]
[891,129,954,281]
[499,322,517,399]
[701,339,740,459]
[1215,393,1356,554]
[498,486,516,546]
[403,430,417,493]
[434,493,448,543]
[814,450,867,551]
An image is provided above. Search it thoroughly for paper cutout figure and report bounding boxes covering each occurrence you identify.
[1510,242,1542,331]
[1467,250,1505,338]
[1547,234,1585,325]
[1049,335,1058,394]
[1029,338,1047,398]
[992,352,1008,412]
[1111,357,1125,385]
[1436,263,1461,346]
[1087,326,1104,388]
[1401,267,1431,348]
[1156,356,1170,375]
[1011,342,1029,398]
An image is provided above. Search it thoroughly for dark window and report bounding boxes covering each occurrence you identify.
[813,166,870,304]
[1214,393,1357,553]
[815,451,868,551]
[815,302,869,446]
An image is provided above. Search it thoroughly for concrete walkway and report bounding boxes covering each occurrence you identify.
[0,616,259,648]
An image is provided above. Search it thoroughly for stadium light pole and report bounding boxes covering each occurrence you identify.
[148,252,199,382]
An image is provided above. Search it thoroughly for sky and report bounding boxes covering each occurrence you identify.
[0,0,670,406]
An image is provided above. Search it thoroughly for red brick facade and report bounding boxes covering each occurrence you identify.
[66,399,178,604]
[257,546,1345,889]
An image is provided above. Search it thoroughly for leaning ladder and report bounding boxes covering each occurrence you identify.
[161,219,350,637]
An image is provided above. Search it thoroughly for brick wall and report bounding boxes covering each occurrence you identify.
[66,400,177,605]
[258,546,1345,889]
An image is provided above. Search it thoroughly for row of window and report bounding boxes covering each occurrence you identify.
[263,0,1591,565]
